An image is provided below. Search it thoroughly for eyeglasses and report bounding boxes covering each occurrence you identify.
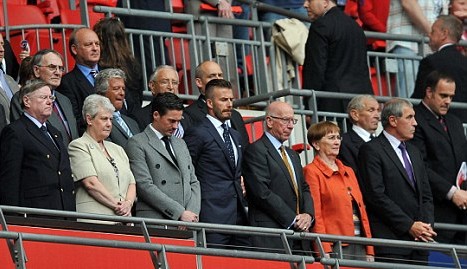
[269,115,298,125]
[31,95,56,102]
[36,64,65,73]
[157,79,180,87]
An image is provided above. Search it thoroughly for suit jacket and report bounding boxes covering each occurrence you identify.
[338,128,366,174]
[412,45,467,121]
[302,6,372,112]
[0,73,20,123]
[242,134,315,251]
[109,114,140,148]
[130,103,152,131]
[0,115,76,211]
[10,91,79,146]
[4,39,19,78]
[410,103,467,244]
[125,125,201,220]
[358,134,434,256]
[0,105,6,134]
[184,117,248,226]
[56,65,95,134]
[183,96,250,147]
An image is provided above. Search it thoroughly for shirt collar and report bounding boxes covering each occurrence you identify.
[383,130,403,151]
[24,112,45,127]
[352,125,373,142]
[314,155,349,178]
[149,124,165,140]
[77,63,98,75]
[438,43,455,51]
[265,131,283,150]
[421,101,441,119]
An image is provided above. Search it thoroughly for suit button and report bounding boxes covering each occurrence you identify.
[60,188,64,192]
[72,190,75,195]
[58,171,61,175]
[156,164,160,169]
[161,180,166,185]
[46,154,50,159]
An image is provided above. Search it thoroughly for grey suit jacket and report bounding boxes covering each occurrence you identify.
[109,114,141,148]
[10,91,79,146]
[0,73,19,123]
[125,126,201,220]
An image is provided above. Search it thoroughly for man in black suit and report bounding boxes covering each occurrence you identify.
[302,0,372,113]
[131,65,180,130]
[243,101,314,253]
[95,68,140,148]
[339,95,380,174]
[410,70,467,245]
[0,105,6,134]
[10,49,79,146]
[56,27,101,134]
[184,79,249,248]
[183,60,249,147]
[0,80,75,211]
[411,15,467,121]
[358,98,436,265]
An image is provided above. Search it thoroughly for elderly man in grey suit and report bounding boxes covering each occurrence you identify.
[125,92,200,223]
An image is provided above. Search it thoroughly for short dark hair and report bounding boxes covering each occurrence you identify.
[205,79,232,100]
[151,92,184,116]
[423,70,455,95]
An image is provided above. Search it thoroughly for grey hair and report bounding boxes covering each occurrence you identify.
[149,65,178,82]
[347,95,378,123]
[82,94,115,122]
[381,98,413,128]
[94,68,126,95]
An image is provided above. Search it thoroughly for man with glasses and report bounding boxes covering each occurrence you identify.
[56,27,101,134]
[0,79,76,212]
[131,65,180,131]
[184,79,250,248]
[242,101,315,253]
[10,49,78,146]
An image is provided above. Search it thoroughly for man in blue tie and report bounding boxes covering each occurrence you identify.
[95,68,140,148]
[184,79,250,248]
[358,98,436,265]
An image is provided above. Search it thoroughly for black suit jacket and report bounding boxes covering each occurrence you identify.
[183,96,250,147]
[0,115,76,211]
[10,91,79,146]
[131,103,152,131]
[358,134,434,256]
[109,114,140,148]
[412,45,467,121]
[338,128,366,175]
[302,6,372,112]
[242,134,315,251]
[4,39,19,79]
[410,103,467,244]
[184,117,247,225]
[0,105,6,135]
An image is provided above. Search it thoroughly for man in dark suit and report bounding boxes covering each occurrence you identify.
[95,69,140,148]
[358,98,436,265]
[131,65,180,130]
[0,80,75,211]
[126,92,200,223]
[56,27,100,134]
[0,105,6,134]
[339,95,380,174]
[184,79,250,248]
[411,15,467,121]
[183,61,249,147]
[10,49,79,146]
[410,70,467,245]
[242,101,315,253]
[302,0,372,113]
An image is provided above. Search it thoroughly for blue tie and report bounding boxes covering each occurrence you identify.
[222,123,236,166]
[113,112,133,138]
[399,142,415,187]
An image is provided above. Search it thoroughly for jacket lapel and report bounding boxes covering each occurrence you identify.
[145,127,178,168]
[261,135,296,192]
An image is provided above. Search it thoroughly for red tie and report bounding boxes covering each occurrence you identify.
[439,117,448,132]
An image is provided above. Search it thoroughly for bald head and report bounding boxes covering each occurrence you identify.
[195,61,223,95]
[265,101,295,142]
[70,28,100,68]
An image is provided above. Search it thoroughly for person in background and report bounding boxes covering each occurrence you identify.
[18,56,34,87]
[0,80,75,212]
[450,0,467,42]
[68,94,136,224]
[0,34,20,124]
[93,17,143,115]
[304,121,374,261]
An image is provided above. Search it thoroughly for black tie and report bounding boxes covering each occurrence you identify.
[40,125,59,150]
[222,123,236,166]
[162,136,178,166]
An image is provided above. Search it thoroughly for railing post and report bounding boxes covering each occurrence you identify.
[13,234,27,269]
[140,220,160,268]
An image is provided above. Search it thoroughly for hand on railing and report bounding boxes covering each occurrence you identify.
[217,0,234,19]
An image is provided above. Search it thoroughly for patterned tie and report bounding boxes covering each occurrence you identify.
[90,69,98,78]
[280,145,299,214]
[398,142,416,188]
[162,136,178,166]
[221,123,236,166]
[173,123,184,138]
[113,112,133,138]
[439,116,448,132]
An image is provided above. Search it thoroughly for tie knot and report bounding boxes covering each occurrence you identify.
[398,142,406,150]
[40,125,47,132]
[221,123,228,131]
[90,69,98,78]
[113,112,121,119]
[162,136,170,142]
